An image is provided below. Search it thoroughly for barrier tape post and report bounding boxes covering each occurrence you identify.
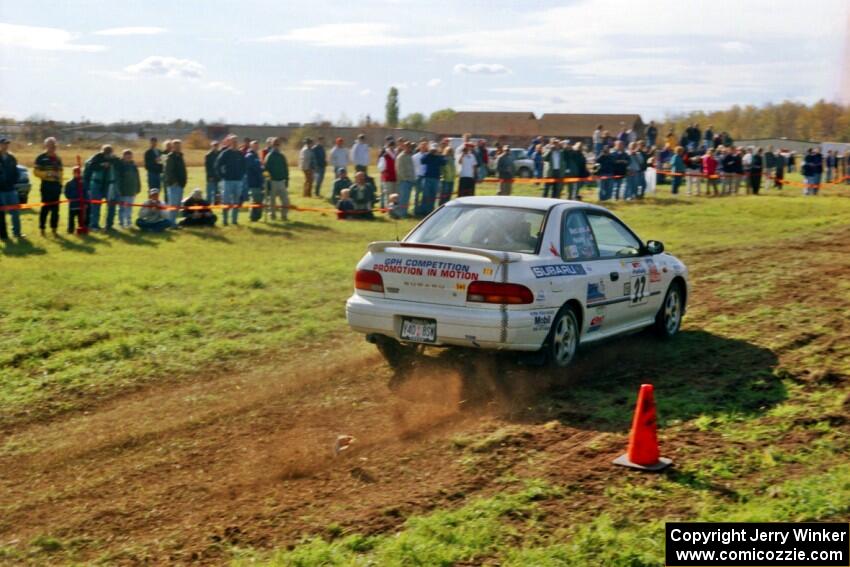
[75,155,89,235]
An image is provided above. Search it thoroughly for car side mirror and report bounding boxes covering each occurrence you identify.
[646,240,664,255]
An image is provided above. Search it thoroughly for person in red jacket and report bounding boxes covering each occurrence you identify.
[377,137,397,208]
[702,148,719,196]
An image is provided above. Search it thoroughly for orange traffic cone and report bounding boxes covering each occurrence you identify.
[613,384,672,471]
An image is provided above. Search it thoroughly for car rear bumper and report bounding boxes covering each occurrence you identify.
[346,294,544,351]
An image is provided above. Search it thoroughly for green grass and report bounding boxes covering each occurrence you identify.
[235,463,850,567]
[3,169,850,565]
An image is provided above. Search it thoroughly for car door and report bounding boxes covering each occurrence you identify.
[560,210,632,335]
[584,212,651,331]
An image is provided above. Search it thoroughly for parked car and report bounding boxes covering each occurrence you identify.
[346,196,688,369]
[486,148,535,178]
[15,165,31,204]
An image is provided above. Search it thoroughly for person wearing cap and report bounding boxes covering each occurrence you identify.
[204,140,221,205]
[415,142,445,217]
[299,138,315,198]
[136,187,175,232]
[0,137,22,239]
[63,166,88,234]
[394,142,415,218]
[163,139,187,223]
[144,137,163,192]
[377,137,397,208]
[83,144,114,230]
[114,149,141,228]
[312,136,328,197]
[350,133,369,173]
[215,135,247,225]
[264,137,290,220]
[495,144,514,196]
[34,137,64,236]
[331,167,351,205]
[329,137,349,173]
[179,188,217,227]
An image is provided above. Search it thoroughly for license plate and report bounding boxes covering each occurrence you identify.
[400,317,437,343]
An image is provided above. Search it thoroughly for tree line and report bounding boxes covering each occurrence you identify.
[659,99,850,142]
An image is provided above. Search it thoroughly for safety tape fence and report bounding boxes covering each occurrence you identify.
[480,171,850,190]
[0,198,387,215]
[3,173,847,213]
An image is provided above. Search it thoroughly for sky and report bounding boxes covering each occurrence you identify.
[0,0,847,124]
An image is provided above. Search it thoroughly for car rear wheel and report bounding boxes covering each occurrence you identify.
[372,335,421,370]
[654,282,683,338]
[546,306,579,368]
[517,167,532,178]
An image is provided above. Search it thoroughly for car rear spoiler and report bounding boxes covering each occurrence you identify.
[368,241,521,264]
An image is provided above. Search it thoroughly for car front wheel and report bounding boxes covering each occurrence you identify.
[546,306,579,368]
[654,282,683,338]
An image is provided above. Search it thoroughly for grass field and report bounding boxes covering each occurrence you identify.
[1,166,849,565]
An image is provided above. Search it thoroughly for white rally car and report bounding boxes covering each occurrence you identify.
[346,196,688,368]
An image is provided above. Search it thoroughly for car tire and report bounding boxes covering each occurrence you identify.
[518,168,532,179]
[545,305,580,368]
[654,281,683,338]
[373,335,420,370]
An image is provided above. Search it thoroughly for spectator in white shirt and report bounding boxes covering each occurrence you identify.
[350,133,370,173]
[329,137,349,173]
[457,144,478,197]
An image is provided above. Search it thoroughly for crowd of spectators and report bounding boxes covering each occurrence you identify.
[0,125,846,240]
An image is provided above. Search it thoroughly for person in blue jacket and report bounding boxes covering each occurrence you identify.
[595,146,615,201]
[670,146,686,196]
[214,135,247,225]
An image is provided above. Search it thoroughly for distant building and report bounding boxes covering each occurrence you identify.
[538,113,644,143]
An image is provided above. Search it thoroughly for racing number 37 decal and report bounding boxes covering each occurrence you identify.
[630,274,648,305]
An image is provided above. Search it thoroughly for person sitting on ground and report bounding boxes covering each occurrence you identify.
[136,188,175,232]
[179,188,217,227]
[349,171,375,219]
[331,167,351,204]
[387,193,401,219]
[336,188,355,220]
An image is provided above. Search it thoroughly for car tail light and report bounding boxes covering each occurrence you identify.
[467,281,533,305]
[355,269,384,293]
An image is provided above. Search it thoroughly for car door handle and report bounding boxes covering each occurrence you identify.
[609,272,619,281]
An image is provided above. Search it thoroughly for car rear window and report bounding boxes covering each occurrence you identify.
[406,205,546,254]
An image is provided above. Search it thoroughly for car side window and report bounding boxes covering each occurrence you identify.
[562,212,599,260]
[586,214,642,258]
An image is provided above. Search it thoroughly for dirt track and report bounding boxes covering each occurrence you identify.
[2,226,849,565]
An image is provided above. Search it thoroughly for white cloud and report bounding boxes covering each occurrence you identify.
[426,78,442,87]
[125,56,205,79]
[255,23,404,47]
[301,79,356,87]
[203,81,242,95]
[719,41,751,53]
[453,63,511,75]
[359,89,372,96]
[93,26,167,36]
[0,23,105,52]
